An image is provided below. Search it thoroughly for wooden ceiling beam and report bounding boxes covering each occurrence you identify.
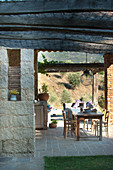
[0,31,113,45]
[0,0,113,14]
[1,25,113,35]
[44,63,104,73]
[0,4,113,52]
[0,38,112,53]
[0,12,113,30]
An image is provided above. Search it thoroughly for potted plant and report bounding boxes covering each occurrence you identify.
[10,89,19,101]
[38,83,49,101]
[49,120,58,128]
[38,54,59,76]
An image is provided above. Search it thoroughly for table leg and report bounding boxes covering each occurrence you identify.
[77,117,80,141]
[99,117,102,141]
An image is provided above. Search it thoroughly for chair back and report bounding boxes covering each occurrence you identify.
[62,110,66,119]
[62,110,66,125]
[63,109,74,121]
[63,103,73,110]
[105,110,109,122]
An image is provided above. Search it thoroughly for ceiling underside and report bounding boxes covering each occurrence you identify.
[0,0,113,53]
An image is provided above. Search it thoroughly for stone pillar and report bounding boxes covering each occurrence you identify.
[0,48,35,157]
[92,72,98,109]
[104,54,113,124]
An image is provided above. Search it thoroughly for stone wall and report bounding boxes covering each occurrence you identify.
[0,48,35,157]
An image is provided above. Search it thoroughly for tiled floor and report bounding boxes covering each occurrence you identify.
[0,122,113,170]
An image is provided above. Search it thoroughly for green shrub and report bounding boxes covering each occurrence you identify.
[48,93,57,103]
[61,89,72,104]
[60,72,66,77]
[67,73,80,89]
[99,71,104,75]
[80,94,92,102]
[98,94,105,109]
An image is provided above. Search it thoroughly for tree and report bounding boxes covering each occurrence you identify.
[61,90,72,104]
[67,73,80,89]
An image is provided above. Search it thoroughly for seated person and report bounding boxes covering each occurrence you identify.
[72,99,83,109]
[86,101,93,109]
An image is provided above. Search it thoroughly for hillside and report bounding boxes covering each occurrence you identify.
[38,72,104,109]
[38,51,104,63]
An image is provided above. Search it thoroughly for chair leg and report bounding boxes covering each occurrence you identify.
[91,120,93,132]
[83,120,85,129]
[64,126,67,139]
[106,124,109,137]
[97,123,99,136]
[94,124,96,136]
[68,124,69,134]
[87,120,88,131]
[71,125,73,136]
[63,122,67,138]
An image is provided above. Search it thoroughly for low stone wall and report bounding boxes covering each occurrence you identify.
[0,48,35,157]
[0,101,35,157]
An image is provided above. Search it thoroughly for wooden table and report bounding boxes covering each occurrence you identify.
[69,108,104,141]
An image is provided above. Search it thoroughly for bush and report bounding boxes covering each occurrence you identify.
[48,93,57,103]
[98,94,105,109]
[60,72,66,77]
[99,71,104,75]
[67,73,81,89]
[80,94,92,102]
[61,90,72,104]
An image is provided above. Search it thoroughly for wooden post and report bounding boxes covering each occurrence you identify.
[104,68,107,110]
[92,72,98,108]
[34,49,38,100]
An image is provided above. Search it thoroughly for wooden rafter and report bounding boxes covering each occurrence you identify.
[0,39,113,53]
[44,63,104,73]
[0,0,113,14]
[0,12,113,30]
[0,2,113,52]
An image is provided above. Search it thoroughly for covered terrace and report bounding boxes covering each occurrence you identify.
[0,0,113,158]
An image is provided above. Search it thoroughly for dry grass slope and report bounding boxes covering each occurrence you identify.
[38,72,104,109]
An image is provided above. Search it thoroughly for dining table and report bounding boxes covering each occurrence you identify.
[66,108,104,141]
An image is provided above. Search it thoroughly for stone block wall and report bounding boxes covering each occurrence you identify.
[0,48,35,157]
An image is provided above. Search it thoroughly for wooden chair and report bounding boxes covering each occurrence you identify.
[94,110,109,137]
[63,103,88,131]
[62,110,77,138]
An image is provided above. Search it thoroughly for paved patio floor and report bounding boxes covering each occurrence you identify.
[0,121,113,170]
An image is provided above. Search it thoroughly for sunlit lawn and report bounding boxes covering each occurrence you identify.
[45,155,113,170]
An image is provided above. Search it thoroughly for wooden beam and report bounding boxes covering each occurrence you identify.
[0,12,113,30]
[0,0,113,14]
[1,39,113,53]
[44,63,104,73]
[0,31,113,45]
[0,30,113,45]
[34,49,38,100]
[1,24,113,35]
[92,73,99,108]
